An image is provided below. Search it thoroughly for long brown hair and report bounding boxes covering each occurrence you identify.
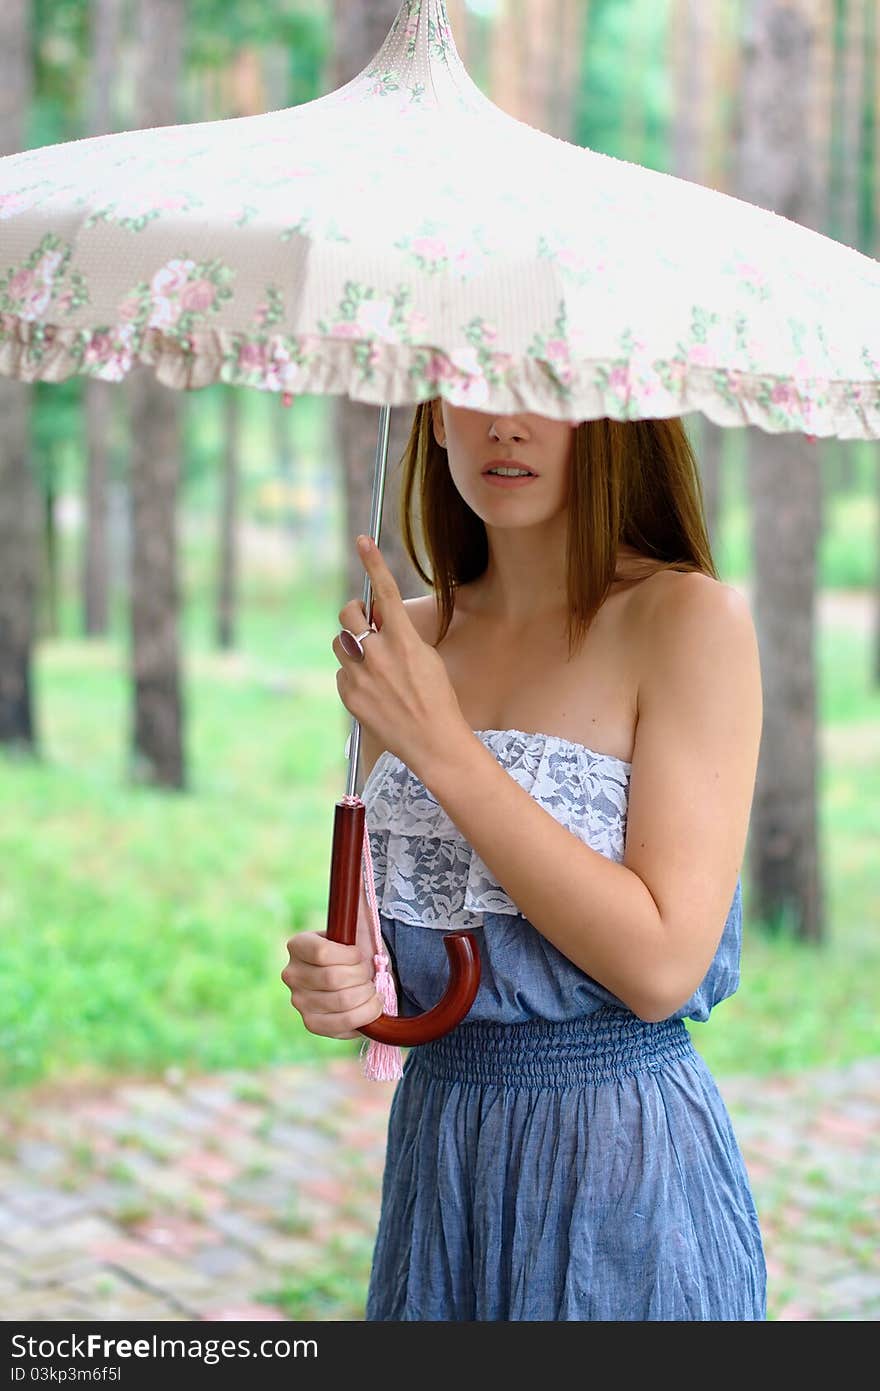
[398,401,719,658]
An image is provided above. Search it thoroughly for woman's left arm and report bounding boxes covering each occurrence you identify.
[415,575,763,1023]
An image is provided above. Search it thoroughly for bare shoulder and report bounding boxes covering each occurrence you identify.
[672,571,757,661]
[631,564,761,795]
[634,565,748,613]
[626,568,762,760]
[633,570,758,668]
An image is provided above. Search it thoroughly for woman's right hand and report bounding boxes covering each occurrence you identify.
[281,930,384,1039]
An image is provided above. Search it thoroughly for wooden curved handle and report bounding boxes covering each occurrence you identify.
[326,797,481,1045]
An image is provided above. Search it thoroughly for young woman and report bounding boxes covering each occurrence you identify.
[282,398,767,1321]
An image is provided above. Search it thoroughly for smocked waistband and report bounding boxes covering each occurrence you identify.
[406,1009,695,1088]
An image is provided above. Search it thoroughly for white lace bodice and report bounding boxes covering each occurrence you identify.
[360,727,632,931]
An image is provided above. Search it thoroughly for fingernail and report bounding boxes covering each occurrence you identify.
[356,534,373,553]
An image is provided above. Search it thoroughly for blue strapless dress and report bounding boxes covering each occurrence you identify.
[359,728,767,1321]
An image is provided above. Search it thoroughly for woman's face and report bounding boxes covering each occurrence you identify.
[430,399,577,529]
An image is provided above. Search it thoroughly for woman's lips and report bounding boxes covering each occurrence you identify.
[481,472,539,488]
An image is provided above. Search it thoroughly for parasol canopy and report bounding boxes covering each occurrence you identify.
[0,0,878,439]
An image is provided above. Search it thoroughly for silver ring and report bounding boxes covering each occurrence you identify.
[339,625,376,660]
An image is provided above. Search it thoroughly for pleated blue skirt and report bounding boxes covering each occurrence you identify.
[365,1009,767,1321]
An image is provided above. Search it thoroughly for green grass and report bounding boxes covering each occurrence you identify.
[2,458,879,1091]
[255,1233,376,1321]
[0,589,361,1090]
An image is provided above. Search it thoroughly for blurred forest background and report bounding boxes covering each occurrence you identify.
[0,0,878,1095]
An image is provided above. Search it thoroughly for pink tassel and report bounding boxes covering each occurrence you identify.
[354,797,405,1082]
[360,947,404,1081]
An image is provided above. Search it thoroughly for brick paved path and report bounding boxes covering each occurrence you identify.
[1,1056,877,1322]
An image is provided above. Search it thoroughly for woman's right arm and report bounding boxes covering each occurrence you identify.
[283,585,430,1039]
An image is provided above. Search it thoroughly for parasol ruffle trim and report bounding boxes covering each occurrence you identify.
[0,315,878,441]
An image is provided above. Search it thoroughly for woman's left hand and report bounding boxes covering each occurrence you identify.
[333,535,467,775]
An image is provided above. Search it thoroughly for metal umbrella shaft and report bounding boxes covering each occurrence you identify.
[325,405,481,1044]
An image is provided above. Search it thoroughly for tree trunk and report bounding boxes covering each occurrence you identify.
[823,0,856,492]
[83,384,112,634]
[262,42,301,570]
[329,1,422,613]
[215,388,240,651]
[327,0,401,87]
[810,0,834,237]
[838,0,866,252]
[874,449,880,686]
[696,0,732,551]
[836,0,867,491]
[706,0,743,195]
[446,0,469,64]
[0,378,39,749]
[521,0,559,133]
[489,0,524,118]
[489,1,587,153]
[272,389,297,541]
[39,457,60,639]
[621,0,649,162]
[669,0,724,551]
[82,0,124,637]
[126,0,186,788]
[209,47,265,655]
[0,0,39,751]
[735,0,825,943]
[872,0,880,688]
[670,0,710,184]
[810,3,847,501]
[875,0,880,256]
[128,369,185,787]
[513,0,586,141]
